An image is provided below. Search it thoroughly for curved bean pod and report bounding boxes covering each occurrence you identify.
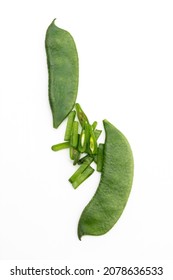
[45,19,79,128]
[78,119,134,240]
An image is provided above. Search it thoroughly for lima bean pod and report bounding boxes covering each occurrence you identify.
[45,19,79,128]
[78,119,134,240]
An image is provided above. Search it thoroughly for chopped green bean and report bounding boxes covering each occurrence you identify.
[73,149,80,165]
[89,126,97,154]
[97,143,104,172]
[70,146,75,160]
[72,166,94,189]
[69,146,80,164]
[78,123,90,153]
[64,111,76,141]
[92,121,97,130]
[70,121,79,148]
[51,142,70,151]
[69,156,93,183]
[93,154,98,164]
[75,103,89,128]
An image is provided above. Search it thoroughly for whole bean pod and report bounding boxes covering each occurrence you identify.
[78,119,134,240]
[45,19,79,128]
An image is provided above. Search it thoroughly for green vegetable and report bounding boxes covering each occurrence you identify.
[97,143,104,172]
[78,119,134,240]
[78,123,90,153]
[46,20,134,240]
[70,121,79,148]
[89,126,97,154]
[69,146,80,165]
[69,156,93,184]
[51,142,70,151]
[72,166,94,189]
[92,121,97,130]
[73,149,80,165]
[64,111,76,141]
[75,103,89,128]
[45,19,79,128]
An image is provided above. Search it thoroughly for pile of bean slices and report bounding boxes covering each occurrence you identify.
[45,19,134,240]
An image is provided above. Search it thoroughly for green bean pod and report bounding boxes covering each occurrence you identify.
[45,19,79,128]
[78,119,134,240]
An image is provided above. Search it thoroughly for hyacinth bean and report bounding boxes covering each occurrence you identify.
[78,119,134,240]
[45,19,79,128]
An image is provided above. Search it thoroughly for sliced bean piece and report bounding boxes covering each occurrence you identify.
[78,123,90,153]
[69,146,75,160]
[75,103,89,128]
[51,142,70,151]
[91,121,97,130]
[73,149,80,165]
[89,126,97,154]
[69,156,93,183]
[97,144,104,172]
[69,146,80,163]
[64,111,76,141]
[70,121,79,148]
[72,166,94,189]
[93,154,98,164]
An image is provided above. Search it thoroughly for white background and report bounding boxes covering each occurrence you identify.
[0,0,173,265]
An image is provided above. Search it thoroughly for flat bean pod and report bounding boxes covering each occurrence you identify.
[78,119,134,240]
[45,19,79,128]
